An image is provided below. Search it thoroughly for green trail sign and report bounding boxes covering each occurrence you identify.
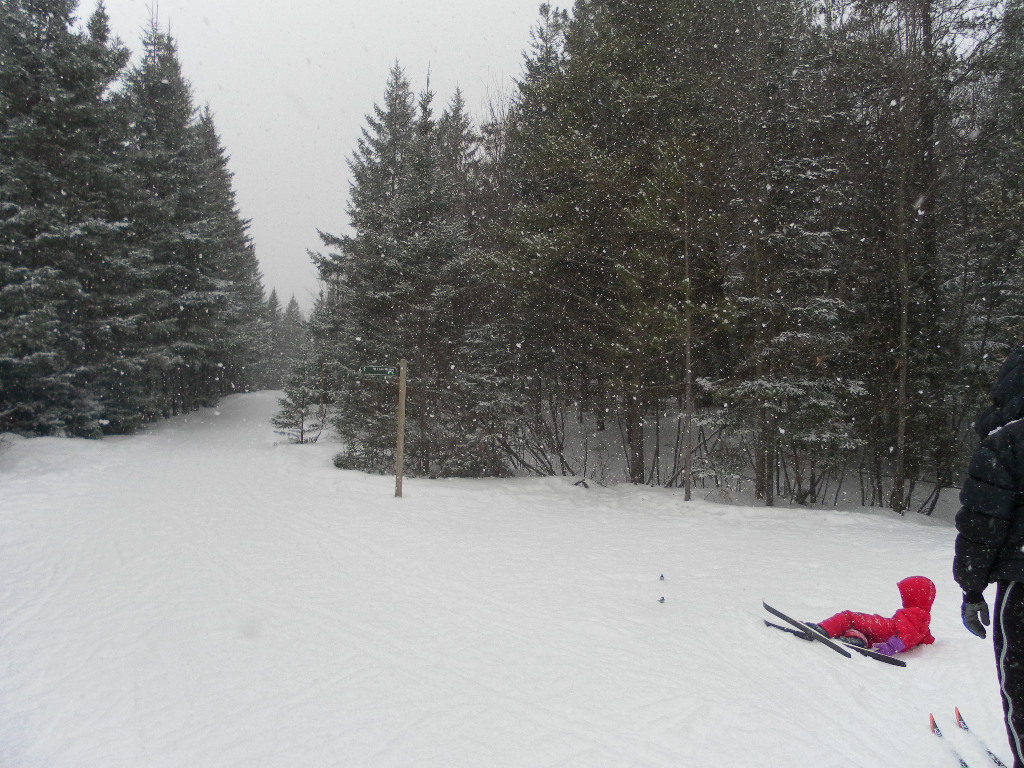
[360,365,399,377]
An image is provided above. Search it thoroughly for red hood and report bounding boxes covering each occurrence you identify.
[898,576,936,611]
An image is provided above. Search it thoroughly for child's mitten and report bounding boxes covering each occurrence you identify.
[870,636,906,656]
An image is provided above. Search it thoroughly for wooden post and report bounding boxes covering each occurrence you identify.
[395,359,408,498]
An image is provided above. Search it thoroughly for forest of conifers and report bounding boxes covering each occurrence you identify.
[1,1,311,434]
[282,0,1024,511]
[4,1,1024,511]
[0,1,280,434]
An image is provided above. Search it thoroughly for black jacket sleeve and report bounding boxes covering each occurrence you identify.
[954,508,1011,599]
[954,436,1022,598]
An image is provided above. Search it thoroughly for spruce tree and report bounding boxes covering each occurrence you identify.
[316,66,489,476]
[817,0,994,510]
[316,65,416,470]
[116,24,228,416]
[506,0,740,483]
[276,295,305,379]
[190,108,268,396]
[958,0,1024,375]
[707,0,865,505]
[262,289,282,387]
[271,313,324,444]
[0,0,130,435]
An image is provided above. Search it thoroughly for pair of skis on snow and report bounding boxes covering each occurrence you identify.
[931,709,1009,768]
[763,603,1009,767]
[762,601,908,667]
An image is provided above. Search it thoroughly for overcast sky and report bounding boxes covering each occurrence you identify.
[83,0,548,310]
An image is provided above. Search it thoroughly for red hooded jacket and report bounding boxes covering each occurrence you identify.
[818,576,936,651]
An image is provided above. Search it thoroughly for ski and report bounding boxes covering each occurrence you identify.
[763,617,907,666]
[818,629,909,667]
[762,601,851,658]
[839,638,907,667]
[956,708,1009,767]
[932,714,971,767]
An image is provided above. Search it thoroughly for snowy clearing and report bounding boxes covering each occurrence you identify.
[0,392,1010,767]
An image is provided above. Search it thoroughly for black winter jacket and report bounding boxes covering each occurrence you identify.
[954,347,1024,600]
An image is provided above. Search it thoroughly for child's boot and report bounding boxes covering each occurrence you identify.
[837,629,869,648]
[803,622,830,638]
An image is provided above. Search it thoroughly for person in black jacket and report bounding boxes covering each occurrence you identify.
[954,346,1024,768]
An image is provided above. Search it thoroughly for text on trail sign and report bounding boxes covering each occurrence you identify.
[360,365,399,377]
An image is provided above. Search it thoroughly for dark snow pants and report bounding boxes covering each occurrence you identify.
[994,581,1024,768]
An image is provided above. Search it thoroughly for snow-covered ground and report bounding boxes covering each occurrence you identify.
[0,392,1010,767]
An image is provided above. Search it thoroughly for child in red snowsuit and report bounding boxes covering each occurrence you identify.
[811,576,936,656]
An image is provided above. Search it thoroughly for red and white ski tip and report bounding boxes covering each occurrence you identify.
[955,707,967,730]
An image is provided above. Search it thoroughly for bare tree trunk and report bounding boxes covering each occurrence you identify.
[891,206,910,513]
[625,386,646,484]
[683,175,695,501]
[891,0,935,514]
[747,3,774,507]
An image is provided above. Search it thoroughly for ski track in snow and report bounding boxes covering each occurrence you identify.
[0,391,1012,767]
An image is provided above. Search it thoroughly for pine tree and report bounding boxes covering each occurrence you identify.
[315,65,416,470]
[276,294,305,375]
[702,0,865,505]
[263,288,282,384]
[264,291,306,389]
[505,0,741,483]
[1,3,267,434]
[271,365,323,444]
[0,0,131,435]
[116,24,229,416]
[274,283,354,444]
[957,0,1024,375]
[315,65,489,476]
[813,0,998,510]
[190,108,268,396]
[271,311,325,444]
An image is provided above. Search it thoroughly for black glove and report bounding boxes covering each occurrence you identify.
[962,593,990,639]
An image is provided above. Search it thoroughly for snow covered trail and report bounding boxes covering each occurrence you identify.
[0,392,1011,767]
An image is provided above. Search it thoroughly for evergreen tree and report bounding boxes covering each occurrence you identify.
[263,288,283,386]
[271,362,324,443]
[956,0,1024,383]
[708,0,865,505]
[1,4,267,435]
[0,0,130,435]
[276,294,305,379]
[316,65,417,471]
[263,291,306,388]
[271,309,325,444]
[266,289,283,325]
[813,0,998,510]
[190,108,268,396]
[506,0,739,483]
[316,65,488,476]
[116,24,230,416]
[272,286,342,444]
